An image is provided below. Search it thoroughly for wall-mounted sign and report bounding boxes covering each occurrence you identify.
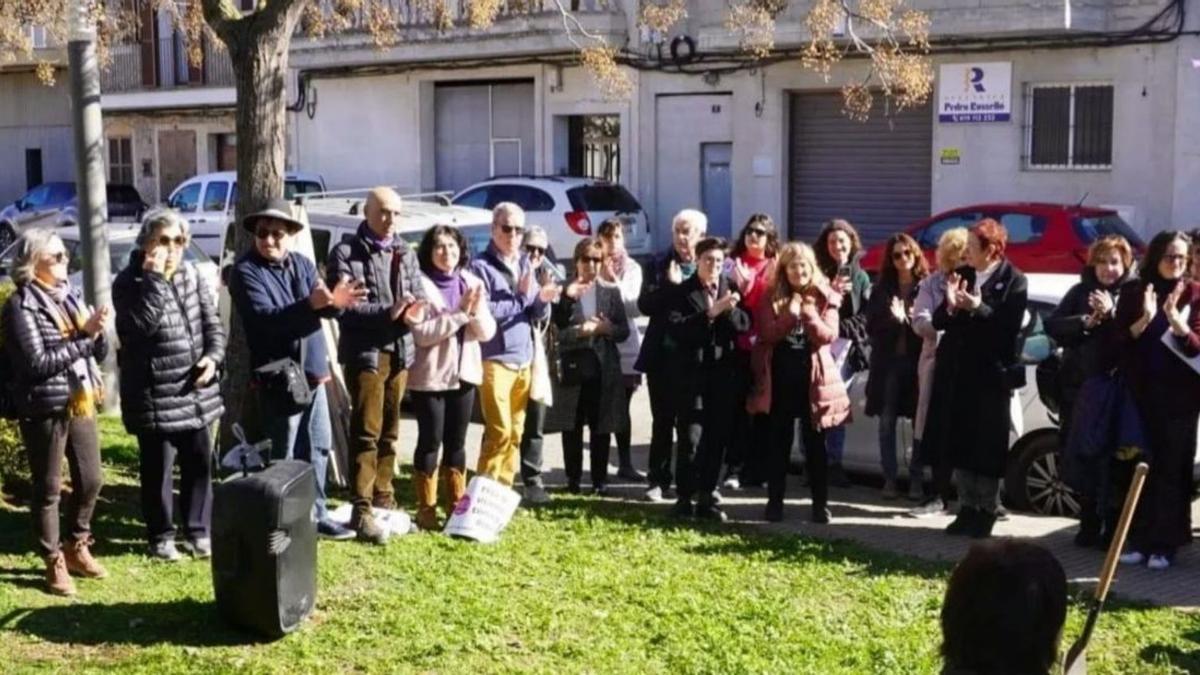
[938,62,1012,123]
[940,147,961,165]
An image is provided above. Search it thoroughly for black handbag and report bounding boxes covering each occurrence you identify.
[253,261,314,416]
[558,346,600,387]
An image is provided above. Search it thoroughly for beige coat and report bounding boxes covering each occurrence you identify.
[405,271,496,392]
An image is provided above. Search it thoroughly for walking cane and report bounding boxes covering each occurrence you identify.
[1062,461,1149,675]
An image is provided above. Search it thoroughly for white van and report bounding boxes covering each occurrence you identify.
[165,171,326,258]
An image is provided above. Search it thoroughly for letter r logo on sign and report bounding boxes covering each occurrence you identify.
[968,67,985,93]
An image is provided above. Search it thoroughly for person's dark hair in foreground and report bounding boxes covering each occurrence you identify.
[941,540,1067,675]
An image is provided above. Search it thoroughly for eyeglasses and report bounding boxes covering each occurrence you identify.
[45,251,68,264]
[891,249,915,260]
[745,228,768,239]
[1163,254,1188,263]
[525,245,546,256]
[157,235,188,248]
[499,224,525,235]
[255,229,288,241]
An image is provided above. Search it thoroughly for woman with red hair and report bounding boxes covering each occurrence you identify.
[922,219,1028,539]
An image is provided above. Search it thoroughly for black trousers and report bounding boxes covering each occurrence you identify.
[20,415,103,557]
[646,368,682,490]
[410,385,476,475]
[769,346,827,513]
[678,363,736,506]
[136,427,213,545]
[613,384,638,470]
[563,376,611,488]
[520,398,547,487]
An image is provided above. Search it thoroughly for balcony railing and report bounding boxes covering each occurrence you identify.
[101,36,235,93]
[306,0,617,33]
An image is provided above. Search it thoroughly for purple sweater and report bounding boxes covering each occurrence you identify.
[467,243,550,366]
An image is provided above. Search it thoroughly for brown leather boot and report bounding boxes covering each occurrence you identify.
[64,536,108,579]
[413,471,440,531]
[443,467,467,517]
[44,552,76,597]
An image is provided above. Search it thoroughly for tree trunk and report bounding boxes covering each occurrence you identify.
[205,1,308,449]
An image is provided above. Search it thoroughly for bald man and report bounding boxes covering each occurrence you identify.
[327,186,426,544]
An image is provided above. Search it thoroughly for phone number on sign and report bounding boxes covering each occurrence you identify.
[938,113,1011,123]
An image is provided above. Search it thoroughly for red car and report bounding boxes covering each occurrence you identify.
[860,203,1145,274]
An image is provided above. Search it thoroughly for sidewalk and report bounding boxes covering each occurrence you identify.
[400,387,1198,611]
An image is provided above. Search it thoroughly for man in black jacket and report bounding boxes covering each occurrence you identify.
[665,237,748,522]
[326,186,425,543]
[230,199,366,542]
[114,209,226,561]
[635,209,705,502]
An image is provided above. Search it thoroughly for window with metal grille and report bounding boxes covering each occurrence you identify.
[1024,84,1113,170]
[108,137,134,185]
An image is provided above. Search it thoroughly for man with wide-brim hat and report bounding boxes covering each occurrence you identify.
[228,196,367,541]
[241,198,306,234]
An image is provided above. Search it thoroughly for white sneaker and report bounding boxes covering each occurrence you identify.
[722,475,741,490]
[1119,551,1146,566]
[643,486,665,503]
[1147,554,1171,571]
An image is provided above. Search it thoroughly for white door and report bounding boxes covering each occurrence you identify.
[653,94,733,250]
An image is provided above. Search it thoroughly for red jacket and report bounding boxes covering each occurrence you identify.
[747,283,851,430]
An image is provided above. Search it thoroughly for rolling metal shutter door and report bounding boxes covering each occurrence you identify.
[788,93,932,246]
[435,81,535,193]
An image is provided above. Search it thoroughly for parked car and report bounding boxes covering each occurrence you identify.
[166,171,327,258]
[0,222,218,301]
[0,183,150,249]
[860,203,1145,275]
[451,176,651,258]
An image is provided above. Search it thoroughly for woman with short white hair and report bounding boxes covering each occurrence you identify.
[2,228,110,596]
[113,208,226,561]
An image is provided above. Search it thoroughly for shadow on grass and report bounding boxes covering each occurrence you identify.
[0,598,262,647]
[529,493,949,580]
[1138,628,1200,672]
[0,482,172,558]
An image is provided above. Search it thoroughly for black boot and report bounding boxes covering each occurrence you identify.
[969,509,997,539]
[1074,507,1102,548]
[945,507,976,536]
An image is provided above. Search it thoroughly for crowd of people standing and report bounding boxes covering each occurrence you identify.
[2,184,1197,597]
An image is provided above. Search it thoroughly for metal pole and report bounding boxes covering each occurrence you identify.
[68,0,116,405]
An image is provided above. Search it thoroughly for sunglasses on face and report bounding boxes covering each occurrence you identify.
[892,249,915,260]
[45,251,68,264]
[157,235,188,248]
[499,224,524,235]
[255,229,288,241]
[525,245,546,256]
[581,256,604,264]
[745,228,768,238]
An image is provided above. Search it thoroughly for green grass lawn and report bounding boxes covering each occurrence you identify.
[0,417,1196,674]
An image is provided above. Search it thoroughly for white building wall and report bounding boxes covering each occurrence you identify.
[0,73,74,204]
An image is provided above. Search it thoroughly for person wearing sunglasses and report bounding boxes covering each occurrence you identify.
[723,213,780,492]
[326,187,427,544]
[113,209,225,561]
[1107,230,1200,570]
[2,228,109,595]
[468,202,560,487]
[517,225,561,505]
[229,198,367,542]
[863,233,928,501]
[552,237,630,494]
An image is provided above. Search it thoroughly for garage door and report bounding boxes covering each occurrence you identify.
[435,80,535,193]
[788,93,932,246]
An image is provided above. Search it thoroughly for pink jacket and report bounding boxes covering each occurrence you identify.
[747,284,851,430]
[405,271,497,392]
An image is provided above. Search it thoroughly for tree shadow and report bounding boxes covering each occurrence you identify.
[1138,628,1200,672]
[0,599,262,647]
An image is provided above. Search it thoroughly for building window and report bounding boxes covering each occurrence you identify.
[1024,83,1113,170]
[108,137,134,185]
[25,26,48,49]
[567,115,620,183]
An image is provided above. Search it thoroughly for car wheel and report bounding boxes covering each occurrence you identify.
[1005,432,1080,517]
[0,222,14,249]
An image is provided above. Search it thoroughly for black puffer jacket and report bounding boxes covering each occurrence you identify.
[1,283,109,417]
[113,253,226,434]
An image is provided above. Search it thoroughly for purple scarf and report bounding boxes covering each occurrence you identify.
[430,268,465,310]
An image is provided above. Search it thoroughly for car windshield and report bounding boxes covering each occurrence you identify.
[285,180,324,198]
[566,185,641,213]
[1073,214,1145,248]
